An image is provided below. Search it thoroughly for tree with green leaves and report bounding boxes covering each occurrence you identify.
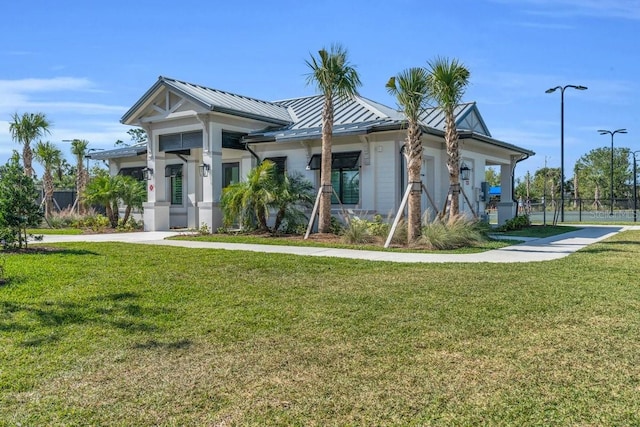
[484,167,501,187]
[8,112,52,178]
[117,175,146,226]
[0,153,43,249]
[70,139,90,214]
[305,44,361,233]
[575,147,631,202]
[115,128,148,147]
[386,67,430,243]
[33,141,62,219]
[221,161,314,233]
[84,175,121,228]
[426,57,471,217]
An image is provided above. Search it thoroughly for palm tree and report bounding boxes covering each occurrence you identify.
[305,44,361,233]
[85,175,120,228]
[221,160,278,231]
[386,67,430,243]
[426,57,470,217]
[116,175,146,226]
[70,139,90,214]
[9,112,52,178]
[272,171,315,233]
[33,141,62,219]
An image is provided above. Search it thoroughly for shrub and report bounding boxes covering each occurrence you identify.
[47,207,83,228]
[496,215,531,232]
[419,215,487,250]
[341,218,376,244]
[116,217,143,232]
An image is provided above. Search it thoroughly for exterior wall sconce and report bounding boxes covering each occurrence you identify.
[199,163,210,177]
[142,167,154,180]
[460,162,471,181]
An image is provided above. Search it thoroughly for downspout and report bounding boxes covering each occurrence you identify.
[244,142,261,164]
[512,153,530,216]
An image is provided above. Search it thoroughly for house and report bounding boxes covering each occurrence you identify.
[88,76,534,231]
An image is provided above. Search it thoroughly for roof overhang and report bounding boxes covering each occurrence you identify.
[87,144,147,160]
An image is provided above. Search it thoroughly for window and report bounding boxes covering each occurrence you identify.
[165,164,183,205]
[264,156,286,176]
[307,151,360,205]
[118,167,145,181]
[222,163,239,188]
[159,131,202,152]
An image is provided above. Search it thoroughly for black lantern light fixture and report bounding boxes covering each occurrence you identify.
[199,163,210,177]
[460,162,471,181]
[142,167,154,180]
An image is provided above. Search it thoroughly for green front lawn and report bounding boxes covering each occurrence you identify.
[27,227,84,235]
[1,232,640,425]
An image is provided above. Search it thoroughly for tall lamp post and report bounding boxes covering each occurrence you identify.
[597,128,627,216]
[632,151,640,223]
[546,84,587,222]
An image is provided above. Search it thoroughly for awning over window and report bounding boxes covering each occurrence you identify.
[307,151,360,170]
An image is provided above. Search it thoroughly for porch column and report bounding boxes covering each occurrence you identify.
[186,158,198,229]
[198,121,223,231]
[497,163,516,225]
[143,130,170,231]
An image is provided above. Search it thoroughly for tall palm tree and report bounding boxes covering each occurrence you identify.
[70,139,90,214]
[9,112,52,178]
[386,67,430,243]
[33,141,62,219]
[426,57,470,217]
[305,44,361,233]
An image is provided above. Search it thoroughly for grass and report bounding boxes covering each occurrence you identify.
[27,228,84,235]
[171,232,520,254]
[492,225,581,238]
[1,232,640,425]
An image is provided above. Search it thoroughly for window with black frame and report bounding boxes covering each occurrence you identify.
[165,164,183,205]
[118,167,145,181]
[264,156,287,176]
[307,152,360,204]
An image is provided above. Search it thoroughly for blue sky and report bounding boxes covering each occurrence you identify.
[1,0,638,179]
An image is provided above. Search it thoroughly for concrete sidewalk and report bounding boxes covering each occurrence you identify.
[37,225,633,263]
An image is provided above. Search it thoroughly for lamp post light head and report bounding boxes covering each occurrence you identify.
[545,87,558,94]
[574,85,588,90]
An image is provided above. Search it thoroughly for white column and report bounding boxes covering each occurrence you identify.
[497,163,516,225]
[143,129,170,231]
[199,121,223,231]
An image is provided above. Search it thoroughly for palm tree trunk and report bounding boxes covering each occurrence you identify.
[76,165,86,214]
[318,96,334,233]
[445,110,460,217]
[407,120,423,243]
[23,144,34,178]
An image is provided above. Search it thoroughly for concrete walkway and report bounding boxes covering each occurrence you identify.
[37,225,636,263]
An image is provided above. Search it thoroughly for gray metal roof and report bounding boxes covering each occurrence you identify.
[121,76,293,126]
[87,144,147,160]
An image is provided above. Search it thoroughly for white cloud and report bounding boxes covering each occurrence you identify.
[491,0,640,20]
[0,77,95,93]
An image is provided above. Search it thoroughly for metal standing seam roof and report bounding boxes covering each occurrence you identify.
[120,77,532,156]
[87,144,147,160]
[121,76,293,126]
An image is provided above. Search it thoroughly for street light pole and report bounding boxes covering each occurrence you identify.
[633,151,640,223]
[597,129,627,216]
[546,84,587,222]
